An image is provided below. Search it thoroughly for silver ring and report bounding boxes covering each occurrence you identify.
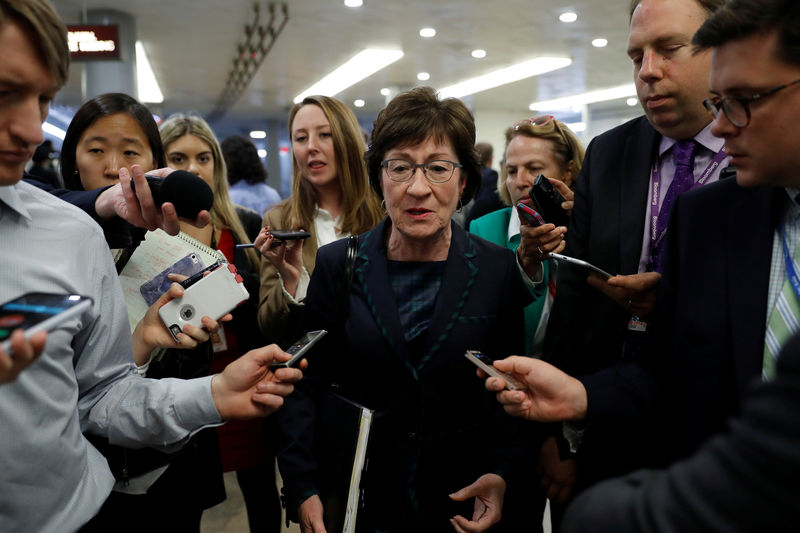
[537,246,544,255]
[627,299,633,309]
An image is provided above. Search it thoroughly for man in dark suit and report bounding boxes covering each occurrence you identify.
[523,0,728,499]
[488,0,800,528]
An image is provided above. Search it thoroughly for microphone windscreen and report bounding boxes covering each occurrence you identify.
[146,170,214,219]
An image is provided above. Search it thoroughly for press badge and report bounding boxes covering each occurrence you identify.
[627,316,647,332]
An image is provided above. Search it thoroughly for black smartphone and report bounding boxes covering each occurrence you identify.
[464,350,525,390]
[269,229,311,248]
[529,174,569,227]
[0,293,93,356]
[271,329,327,369]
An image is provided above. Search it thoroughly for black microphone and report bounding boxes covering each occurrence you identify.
[129,170,214,219]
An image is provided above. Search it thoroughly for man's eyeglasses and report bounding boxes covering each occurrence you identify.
[703,78,800,128]
[380,159,462,184]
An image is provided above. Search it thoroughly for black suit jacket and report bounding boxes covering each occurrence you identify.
[544,116,660,375]
[276,218,532,530]
[562,330,800,533]
[584,178,780,459]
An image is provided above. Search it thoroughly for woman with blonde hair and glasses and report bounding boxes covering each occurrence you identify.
[254,95,384,344]
[469,115,585,357]
[160,114,282,532]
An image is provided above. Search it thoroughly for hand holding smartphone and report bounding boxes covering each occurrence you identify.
[0,293,93,357]
[269,229,311,247]
[516,203,545,227]
[464,350,526,390]
[158,263,249,342]
[270,330,327,369]
[529,175,570,227]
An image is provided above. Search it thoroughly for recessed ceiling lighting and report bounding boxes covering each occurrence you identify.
[627,97,639,106]
[250,130,267,139]
[419,27,436,38]
[530,84,637,110]
[344,0,363,6]
[380,87,391,96]
[559,12,578,23]
[592,38,608,48]
[294,49,404,103]
[354,99,365,107]
[471,49,487,59]
[417,72,431,81]
[257,149,267,158]
[438,56,572,99]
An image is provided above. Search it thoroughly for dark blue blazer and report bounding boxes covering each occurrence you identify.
[563,329,800,533]
[276,218,532,529]
[584,178,779,460]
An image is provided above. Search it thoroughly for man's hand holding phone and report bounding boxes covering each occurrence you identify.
[587,272,662,317]
[0,329,46,384]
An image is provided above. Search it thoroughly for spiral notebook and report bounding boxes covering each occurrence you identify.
[118,229,224,332]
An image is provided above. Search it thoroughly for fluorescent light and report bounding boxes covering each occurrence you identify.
[294,49,403,103]
[627,97,639,106]
[564,121,586,133]
[471,49,487,59]
[417,72,431,81]
[559,12,577,23]
[380,87,390,96]
[438,56,572,99]
[419,27,436,38]
[344,0,363,6]
[592,38,608,48]
[42,121,66,140]
[530,84,636,110]
[250,130,267,139]
[257,149,267,158]
[135,41,163,103]
[354,99,365,107]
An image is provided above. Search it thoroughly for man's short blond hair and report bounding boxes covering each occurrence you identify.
[0,0,69,88]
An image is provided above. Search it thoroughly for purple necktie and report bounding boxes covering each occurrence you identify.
[652,140,697,272]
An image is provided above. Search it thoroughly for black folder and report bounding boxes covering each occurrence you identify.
[315,389,374,532]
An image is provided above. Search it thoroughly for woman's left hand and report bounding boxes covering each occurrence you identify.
[517,223,567,280]
[449,473,506,532]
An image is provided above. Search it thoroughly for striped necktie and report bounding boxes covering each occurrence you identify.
[764,239,800,381]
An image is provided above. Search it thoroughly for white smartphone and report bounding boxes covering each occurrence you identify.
[464,350,526,391]
[549,252,613,279]
[158,263,249,342]
[271,330,327,369]
[0,293,93,357]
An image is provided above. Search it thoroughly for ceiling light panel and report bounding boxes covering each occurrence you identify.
[438,56,572,99]
[293,49,404,103]
[530,84,637,110]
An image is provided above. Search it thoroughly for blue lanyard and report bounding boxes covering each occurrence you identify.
[780,221,800,302]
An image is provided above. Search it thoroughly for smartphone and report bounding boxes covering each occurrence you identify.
[0,293,93,356]
[139,253,204,306]
[549,252,613,279]
[516,203,544,227]
[269,229,311,247]
[464,350,526,390]
[158,263,249,342]
[529,175,570,227]
[270,329,327,369]
[178,260,224,290]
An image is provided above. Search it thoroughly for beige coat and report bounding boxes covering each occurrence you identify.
[257,204,320,343]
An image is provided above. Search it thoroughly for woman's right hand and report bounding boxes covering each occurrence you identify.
[298,495,327,533]
[255,226,305,297]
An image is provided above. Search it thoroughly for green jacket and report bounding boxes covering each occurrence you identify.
[469,207,549,356]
